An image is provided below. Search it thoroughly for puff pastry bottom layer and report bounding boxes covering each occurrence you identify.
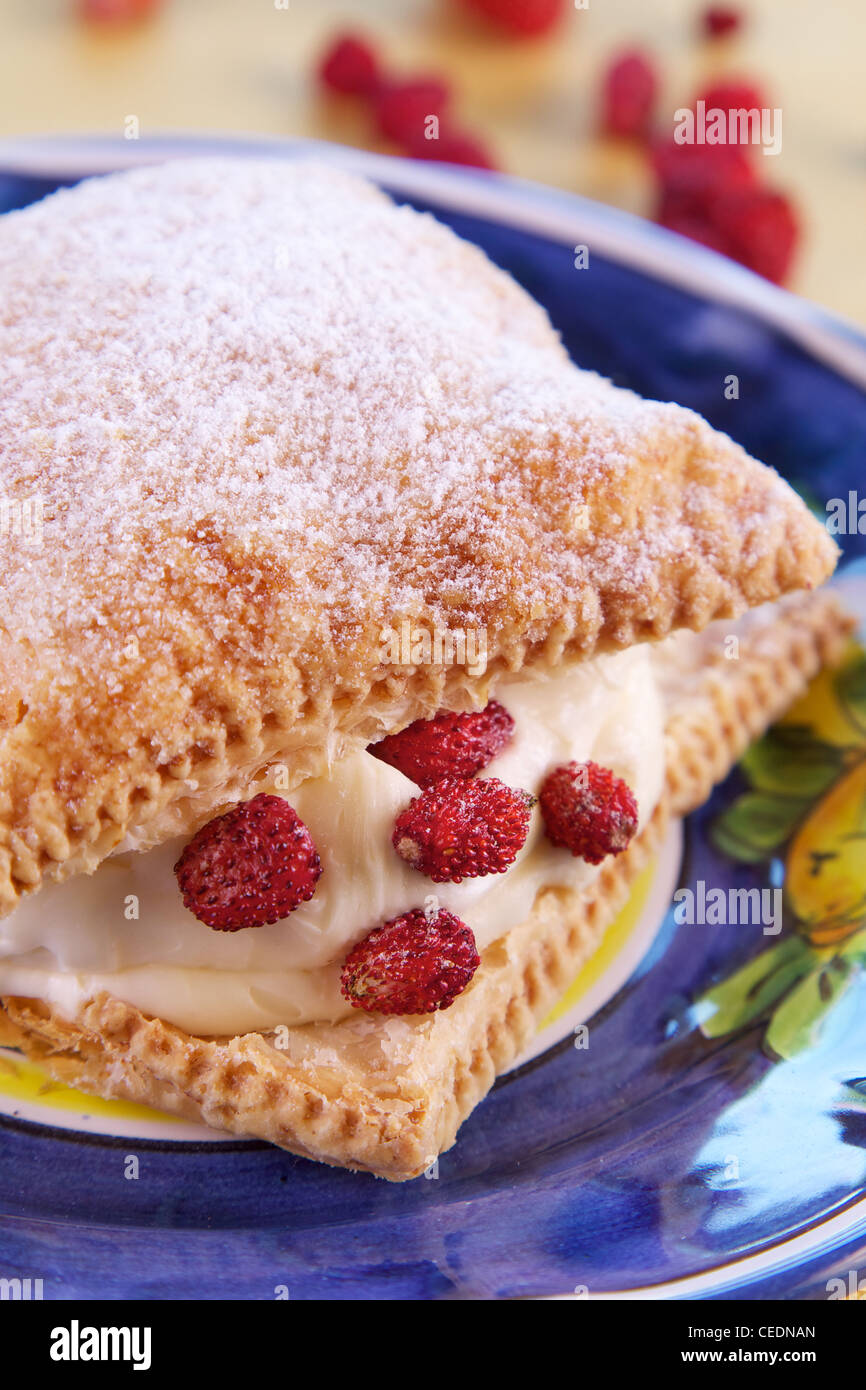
[0,590,853,1179]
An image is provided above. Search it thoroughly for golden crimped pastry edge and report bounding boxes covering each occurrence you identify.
[0,590,853,1180]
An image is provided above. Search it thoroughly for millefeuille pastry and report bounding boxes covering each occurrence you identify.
[0,158,850,1179]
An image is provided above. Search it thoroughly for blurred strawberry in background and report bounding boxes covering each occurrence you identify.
[652,140,756,202]
[318,34,382,98]
[458,0,565,38]
[653,139,756,250]
[701,6,744,38]
[596,40,800,285]
[375,77,451,144]
[600,51,659,140]
[78,0,162,20]
[405,128,497,169]
[707,187,799,284]
[695,79,768,115]
[655,148,798,285]
[318,31,497,169]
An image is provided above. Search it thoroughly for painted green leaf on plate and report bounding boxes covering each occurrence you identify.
[699,935,813,1038]
[765,957,857,1059]
[740,728,847,798]
[710,792,810,863]
[835,657,866,737]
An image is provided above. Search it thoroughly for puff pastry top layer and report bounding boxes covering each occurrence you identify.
[0,158,836,914]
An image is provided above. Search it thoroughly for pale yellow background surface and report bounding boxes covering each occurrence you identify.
[0,0,864,324]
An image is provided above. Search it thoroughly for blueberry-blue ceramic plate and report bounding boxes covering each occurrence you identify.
[1,134,866,1302]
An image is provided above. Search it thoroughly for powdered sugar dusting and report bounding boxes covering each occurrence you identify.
[0,158,822,724]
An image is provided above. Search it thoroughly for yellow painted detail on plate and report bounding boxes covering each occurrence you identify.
[778,641,864,746]
[0,1048,182,1125]
[539,853,658,1029]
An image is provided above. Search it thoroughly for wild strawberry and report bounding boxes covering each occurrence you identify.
[375,77,451,145]
[78,0,161,17]
[405,127,498,170]
[393,777,533,883]
[341,907,480,1014]
[652,139,753,251]
[707,186,799,284]
[696,80,767,116]
[701,6,743,38]
[539,761,638,864]
[369,701,514,785]
[459,0,565,38]
[652,138,755,216]
[174,793,321,931]
[318,33,382,98]
[600,50,659,140]
[656,199,731,256]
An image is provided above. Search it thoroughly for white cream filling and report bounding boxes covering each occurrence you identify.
[0,646,665,1034]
